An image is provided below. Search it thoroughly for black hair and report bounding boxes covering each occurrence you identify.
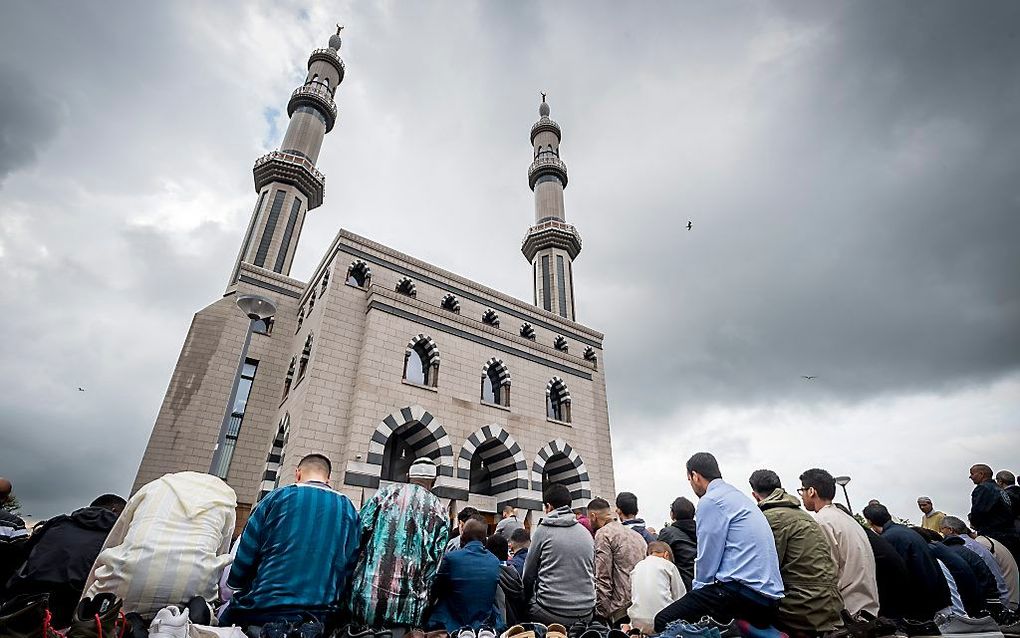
[509,527,531,544]
[544,483,572,509]
[686,452,722,481]
[670,497,695,521]
[862,503,892,527]
[457,506,479,523]
[615,492,639,517]
[799,468,836,500]
[90,494,127,511]
[461,519,488,546]
[587,497,611,511]
[298,453,332,477]
[749,469,782,496]
[485,533,509,561]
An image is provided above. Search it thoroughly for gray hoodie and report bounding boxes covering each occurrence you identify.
[522,506,596,616]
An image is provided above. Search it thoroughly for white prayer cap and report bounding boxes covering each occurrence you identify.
[409,457,438,479]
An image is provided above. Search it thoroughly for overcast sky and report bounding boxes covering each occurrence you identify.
[1,1,1018,526]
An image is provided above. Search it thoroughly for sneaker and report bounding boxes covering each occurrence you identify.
[67,594,125,638]
[935,615,1003,638]
[458,629,477,638]
[149,607,191,638]
[0,593,62,638]
[478,628,498,638]
[504,626,534,638]
[659,620,721,638]
[1000,620,1020,638]
[699,618,740,638]
[259,621,289,638]
[897,619,940,638]
[547,626,568,638]
[297,620,325,638]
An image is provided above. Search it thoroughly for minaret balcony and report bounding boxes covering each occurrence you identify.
[530,117,562,144]
[309,48,346,83]
[253,151,326,209]
[288,84,338,132]
[522,219,582,261]
[528,155,569,190]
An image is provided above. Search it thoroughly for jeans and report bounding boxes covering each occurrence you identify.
[653,582,778,633]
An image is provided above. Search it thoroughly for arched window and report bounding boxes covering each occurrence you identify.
[482,308,500,327]
[546,376,571,422]
[308,291,316,314]
[480,357,511,407]
[322,77,330,89]
[441,293,460,314]
[520,323,536,340]
[396,277,417,297]
[282,357,296,399]
[583,346,598,365]
[346,260,371,287]
[298,333,313,380]
[403,334,440,387]
[295,307,304,333]
[553,335,569,352]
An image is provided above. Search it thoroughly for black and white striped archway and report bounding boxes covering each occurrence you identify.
[257,414,291,502]
[366,405,455,483]
[532,438,592,509]
[456,424,529,508]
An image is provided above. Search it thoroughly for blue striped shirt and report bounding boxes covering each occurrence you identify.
[227,481,361,614]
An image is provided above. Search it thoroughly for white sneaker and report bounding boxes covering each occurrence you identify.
[150,607,191,638]
[935,614,1004,638]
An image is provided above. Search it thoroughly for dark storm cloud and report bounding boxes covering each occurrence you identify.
[0,67,63,185]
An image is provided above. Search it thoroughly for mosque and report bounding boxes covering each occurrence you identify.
[133,28,616,529]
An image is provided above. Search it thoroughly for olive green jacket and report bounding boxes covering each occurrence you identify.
[758,489,844,632]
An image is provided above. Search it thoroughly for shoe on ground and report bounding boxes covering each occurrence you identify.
[183,598,212,627]
[478,627,498,638]
[658,620,721,638]
[503,626,533,638]
[935,614,1003,638]
[547,626,568,638]
[699,618,740,638]
[457,629,477,638]
[149,607,191,638]
[0,593,62,638]
[67,594,124,638]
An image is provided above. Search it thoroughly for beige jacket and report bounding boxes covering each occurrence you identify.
[594,519,647,621]
[814,504,880,617]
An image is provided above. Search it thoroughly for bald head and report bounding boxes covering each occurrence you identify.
[0,478,12,504]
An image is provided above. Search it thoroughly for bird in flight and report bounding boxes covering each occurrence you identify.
[77,387,86,392]
[800,376,817,380]
[687,220,692,231]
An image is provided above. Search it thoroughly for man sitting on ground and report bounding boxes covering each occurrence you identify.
[940,516,1012,610]
[5,494,126,627]
[799,468,881,619]
[495,505,524,539]
[590,497,646,626]
[508,527,530,577]
[426,519,504,634]
[616,492,656,545]
[83,471,236,618]
[223,454,360,629]
[750,469,842,636]
[862,503,950,621]
[628,541,686,634]
[349,457,449,634]
[657,497,697,591]
[522,484,596,627]
[653,453,784,633]
[971,524,1020,612]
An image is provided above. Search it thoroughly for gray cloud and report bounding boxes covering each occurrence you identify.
[1,1,1017,520]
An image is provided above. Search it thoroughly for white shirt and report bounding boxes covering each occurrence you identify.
[628,555,686,632]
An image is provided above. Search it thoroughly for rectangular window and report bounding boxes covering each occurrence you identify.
[234,190,267,278]
[213,358,259,479]
[273,197,303,273]
[541,255,552,312]
[556,255,568,318]
[567,260,576,321]
[254,191,286,267]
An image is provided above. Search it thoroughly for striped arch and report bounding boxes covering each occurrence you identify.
[406,334,441,366]
[532,439,592,509]
[366,404,455,480]
[346,259,371,287]
[482,357,511,386]
[257,414,291,502]
[456,425,530,507]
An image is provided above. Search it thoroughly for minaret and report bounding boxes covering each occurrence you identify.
[522,95,582,321]
[229,26,346,284]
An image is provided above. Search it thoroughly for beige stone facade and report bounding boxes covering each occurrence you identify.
[133,31,615,527]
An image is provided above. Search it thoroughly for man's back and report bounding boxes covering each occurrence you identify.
[880,523,950,619]
[657,520,696,591]
[971,481,1014,537]
[427,540,502,633]
[496,516,523,539]
[694,480,783,599]
[594,520,646,620]
[814,504,880,617]
[227,482,360,615]
[973,534,1019,610]
[350,482,449,627]
[8,506,118,589]
[757,490,841,633]
[864,527,912,619]
[83,471,236,616]
[522,506,595,616]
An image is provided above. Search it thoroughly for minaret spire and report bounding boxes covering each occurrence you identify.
[229,28,346,284]
[523,96,582,320]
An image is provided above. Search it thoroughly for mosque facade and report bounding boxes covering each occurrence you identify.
[133,29,615,528]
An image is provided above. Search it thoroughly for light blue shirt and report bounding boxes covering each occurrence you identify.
[960,535,1010,605]
[694,479,784,599]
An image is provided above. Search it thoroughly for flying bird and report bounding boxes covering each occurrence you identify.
[687,221,692,231]
[800,376,817,380]
[77,387,86,392]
